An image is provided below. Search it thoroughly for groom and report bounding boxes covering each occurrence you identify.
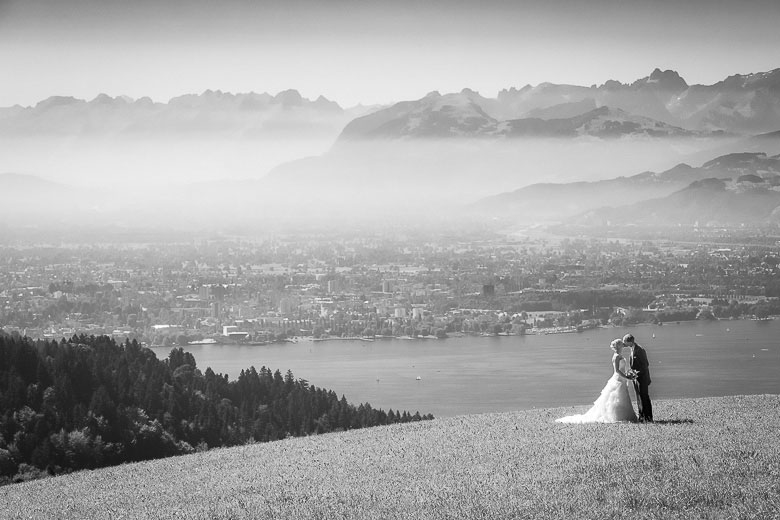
[623,333,653,422]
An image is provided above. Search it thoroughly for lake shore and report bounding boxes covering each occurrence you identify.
[2,394,778,519]
[230,315,776,345]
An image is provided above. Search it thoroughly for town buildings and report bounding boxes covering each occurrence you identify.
[2,230,779,345]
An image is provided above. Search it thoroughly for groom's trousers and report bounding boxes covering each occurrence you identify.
[633,380,653,422]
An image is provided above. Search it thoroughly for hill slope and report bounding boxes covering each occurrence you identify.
[471,151,780,223]
[577,171,780,227]
[2,395,778,519]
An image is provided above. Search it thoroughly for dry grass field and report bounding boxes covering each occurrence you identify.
[2,395,779,520]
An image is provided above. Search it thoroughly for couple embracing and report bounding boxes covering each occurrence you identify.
[557,333,653,424]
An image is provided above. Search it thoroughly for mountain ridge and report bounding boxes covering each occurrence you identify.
[339,94,704,141]
[0,90,373,138]
[576,168,780,227]
[5,67,780,137]
[335,67,780,140]
[471,151,780,225]
[486,67,780,133]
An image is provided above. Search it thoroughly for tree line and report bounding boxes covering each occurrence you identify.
[0,333,432,485]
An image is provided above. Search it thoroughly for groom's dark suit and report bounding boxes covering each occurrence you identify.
[630,343,653,422]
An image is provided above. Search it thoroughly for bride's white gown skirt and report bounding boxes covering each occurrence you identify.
[556,373,638,423]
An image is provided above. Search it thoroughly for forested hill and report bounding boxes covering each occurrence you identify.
[0,333,432,485]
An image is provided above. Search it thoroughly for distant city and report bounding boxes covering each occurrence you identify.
[2,227,778,347]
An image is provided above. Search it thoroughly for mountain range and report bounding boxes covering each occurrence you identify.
[339,95,697,140]
[257,68,780,213]
[338,68,780,140]
[472,152,780,227]
[2,67,780,229]
[3,151,780,231]
[0,90,381,189]
[3,67,779,140]
[578,174,780,228]
[493,68,780,134]
[0,90,371,139]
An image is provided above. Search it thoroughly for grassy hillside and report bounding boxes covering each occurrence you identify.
[2,395,779,519]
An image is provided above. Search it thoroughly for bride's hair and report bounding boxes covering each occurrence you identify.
[610,339,623,353]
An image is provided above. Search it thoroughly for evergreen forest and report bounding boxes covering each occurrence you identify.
[0,333,432,485]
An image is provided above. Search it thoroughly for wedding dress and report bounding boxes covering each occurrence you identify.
[556,354,638,423]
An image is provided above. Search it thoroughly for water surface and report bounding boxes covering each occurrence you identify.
[152,320,780,417]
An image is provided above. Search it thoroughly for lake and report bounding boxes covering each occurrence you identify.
[151,319,780,418]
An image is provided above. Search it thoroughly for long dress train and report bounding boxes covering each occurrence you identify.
[556,355,637,423]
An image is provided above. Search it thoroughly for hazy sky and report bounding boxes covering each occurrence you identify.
[2,0,779,107]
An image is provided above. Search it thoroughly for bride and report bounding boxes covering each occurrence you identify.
[556,338,638,423]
